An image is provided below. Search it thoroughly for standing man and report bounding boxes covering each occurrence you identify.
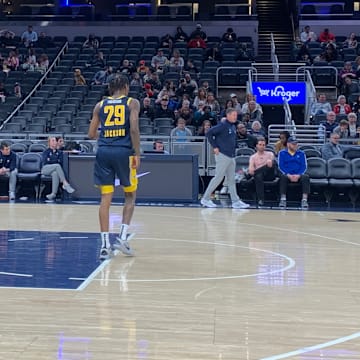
[248,137,275,207]
[0,141,17,201]
[88,75,141,260]
[278,136,310,209]
[201,108,249,209]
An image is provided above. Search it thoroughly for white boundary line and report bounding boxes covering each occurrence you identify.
[0,271,33,277]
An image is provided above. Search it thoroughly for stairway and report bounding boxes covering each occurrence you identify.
[256,0,294,62]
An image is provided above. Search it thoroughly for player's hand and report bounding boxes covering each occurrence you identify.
[132,155,140,169]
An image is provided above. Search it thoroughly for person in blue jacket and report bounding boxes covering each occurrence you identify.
[278,136,310,209]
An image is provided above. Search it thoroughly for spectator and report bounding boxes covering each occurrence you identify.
[319,43,338,62]
[21,25,38,48]
[250,120,267,140]
[193,87,207,108]
[151,49,168,69]
[204,44,223,62]
[170,117,192,141]
[248,137,276,207]
[6,50,19,71]
[310,93,332,116]
[137,60,149,77]
[236,122,257,149]
[318,28,336,46]
[318,111,338,139]
[0,141,17,201]
[219,99,235,119]
[74,68,86,86]
[86,51,106,68]
[140,97,155,121]
[130,72,143,87]
[338,61,356,83]
[245,100,263,123]
[333,119,349,139]
[118,59,136,77]
[341,76,360,103]
[321,132,344,160]
[36,31,54,49]
[92,66,113,85]
[188,34,206,49]
[190,23,207,42]
[169,49,184,68]
[343,32,358,49]
[351,94,360,115]
[235,43,254,61]
[300,25,317,43]
[296,44,313,64]
[193,103,217,127]
[183,59,200,77]
[278,136,310,209]
[221,27,237,43]
[146,71,162,93]
[143,82,154,99]
[201,80,213,94]
[347,112,360,139]
[82,33,99,50]
[159,33,173,50]
[0,29,17,49]
[241,93,262,114]
[38,54,49,73]
[176,103,193,126]
[333,95,351,115]
[154,95,175,119]
[152,139,169,154]
[174,26,189,43]
[41,136,75,201]
[13,82,22,99]
[157,81,176,101]
[197,119,212,136]
[205,92,220,114]
[274,131,290,154]
[0,82,9,103]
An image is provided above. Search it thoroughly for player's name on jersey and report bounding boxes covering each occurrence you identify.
[104,128,126,137]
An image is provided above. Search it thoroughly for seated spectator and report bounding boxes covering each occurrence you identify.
[130,72,143,87]
[333,95,351,115]
[318,43,338,62]
[13,82,23,99]
[221,27,237,43]
[219,99,235,119]
[170,117,193,141]
[82,33,99,50]
[248,137,275,207]
[236,122,257,149]
[193,103,217,127]
[318,28,336,46]
[190,23,207,42]
[160,34,173,50]
[347,112,360,139]
[235,43,254,61]
[174,26,189,43]
[193,87,207,108]
[333,119,349,139]
[204,44,223,62]
[197,120,212,136]
[86,51,106,68]
[140,97,155,121]
[151,49,168,69]
[21,25,38,48]
[339,61,357,84]
[56,136,65,151]
[6,50,19,71]
[38,54,49,73]
[321,132,344,160]
[187,34,206,49]
[184,59,200,77]
[36,31,54,49]
[341,76,360,102]
[0,82,9,103]
[274,130,290,154]
[152,139,169,154]
[351,94,360,114]
[278,136,310,209]
[176,75,197,99]
[74,68,86,86]
[0,29,17,49]
[244,100,263,123]
[143,82,155,99]
[154,95,175,119]
[241,94,262,114]
[0,141,17,201]
[250,120,267,140]
[296,44,312,64]
[170,49,184,68]
[343,32,358,49]
[300,25,317,43]
[201,80,213,94]
[205,92,220,114]
[318,111,338,139]
[21,56,37,72]
[310,93,332,117]
[41,136,75,201]
[176,102,193,126]
[137,60,149,77]
[157,81,176,101]
[118,59,136,77]
[92,66,113,85]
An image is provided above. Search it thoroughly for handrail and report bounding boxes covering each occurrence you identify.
[0,41,69,131]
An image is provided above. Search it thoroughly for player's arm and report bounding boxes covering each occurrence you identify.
[129,98,141,168]
[88,102,101,139]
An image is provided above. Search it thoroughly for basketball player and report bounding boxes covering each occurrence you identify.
[88,75,141,260]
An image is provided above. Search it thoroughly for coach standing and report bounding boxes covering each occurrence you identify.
[201,108,250,209]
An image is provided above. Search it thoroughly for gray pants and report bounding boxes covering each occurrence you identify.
[41,164,66,195]
[203,152,240,202]
[0,169,17,193]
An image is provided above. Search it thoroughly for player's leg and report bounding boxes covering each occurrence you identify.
[98,186,114,260]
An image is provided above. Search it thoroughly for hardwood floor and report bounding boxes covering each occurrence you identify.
[0,203,360,359]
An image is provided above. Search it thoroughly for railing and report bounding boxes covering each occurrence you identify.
[283,98,295,131]
[270,33,279,79]
[304,69,317,125]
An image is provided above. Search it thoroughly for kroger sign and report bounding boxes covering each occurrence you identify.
[252,82,306,105]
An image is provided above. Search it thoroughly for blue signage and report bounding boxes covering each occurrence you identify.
[252,82,306,105]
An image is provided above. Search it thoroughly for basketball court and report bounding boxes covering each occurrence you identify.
[0,202,360,359]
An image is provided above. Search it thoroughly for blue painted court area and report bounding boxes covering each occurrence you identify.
[0,230,103,290]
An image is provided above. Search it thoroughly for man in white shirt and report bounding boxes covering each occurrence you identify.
[300,25,317,43]
[248,137,275,207]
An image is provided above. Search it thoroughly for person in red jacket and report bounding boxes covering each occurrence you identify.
[187,34,207,49]
[318,28,336,45]
[333,95,352,115]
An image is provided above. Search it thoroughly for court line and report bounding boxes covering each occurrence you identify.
[0,271,33,277]
[70,237,296,283]
[59,236,89,239]
[8,238,34,242]
[260,331,360,360]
